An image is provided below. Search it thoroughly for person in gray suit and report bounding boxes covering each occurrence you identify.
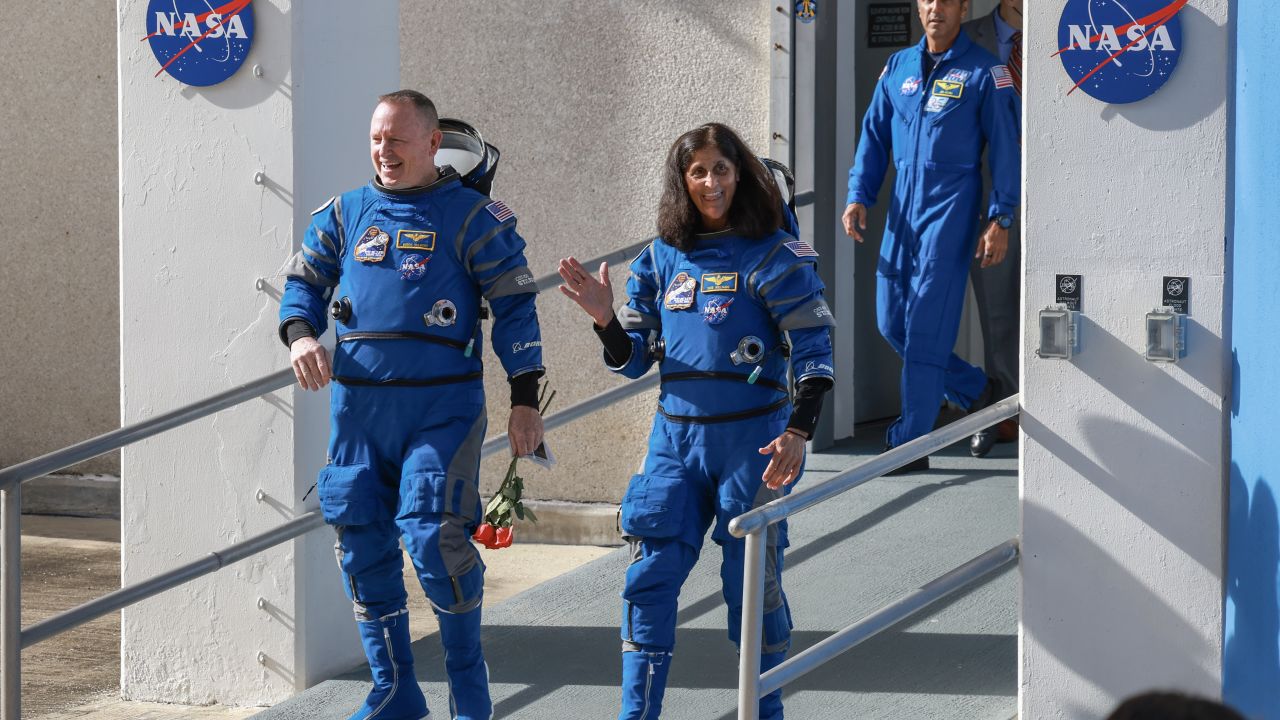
[963,0,1022,457]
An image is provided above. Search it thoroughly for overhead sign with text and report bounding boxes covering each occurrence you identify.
[145,0,255,87]
[1055,0,1186,104]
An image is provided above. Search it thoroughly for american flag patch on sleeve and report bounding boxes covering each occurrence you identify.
[784,240,819,258]
[486,200,515,222]
[990,65,1014,90]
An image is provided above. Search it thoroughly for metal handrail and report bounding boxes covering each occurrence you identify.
[729,395,1020,538]
[22,369,664,650]
[759,539,1018,695]
[21,512,326,649]
[731,395,1021,720]
[0,369,295,492]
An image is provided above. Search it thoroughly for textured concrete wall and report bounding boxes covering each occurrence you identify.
[1021,2,1230,717]
[400,2,773,504]
[0,0,120,475]
[118,0,396,704]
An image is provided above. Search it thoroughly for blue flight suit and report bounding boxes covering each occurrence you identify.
[847,32,1020,448]
[608,229,835,720]
[280,168,543,720]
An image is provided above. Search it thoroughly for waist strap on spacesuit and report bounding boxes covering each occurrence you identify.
[337,331,470,352]
[659,371,788,394]
[657,395,790,425]
[332,371,484,388]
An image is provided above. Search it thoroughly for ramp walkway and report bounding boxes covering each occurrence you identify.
[254,429,1018,720]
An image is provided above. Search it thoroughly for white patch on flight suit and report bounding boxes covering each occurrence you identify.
[943,69,972,84]
[925,94,950,113]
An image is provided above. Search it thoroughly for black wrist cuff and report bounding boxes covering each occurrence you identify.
[282,319,318,348]
[594,316,632,367]
[787,377,833,437]
[509,370,544,409]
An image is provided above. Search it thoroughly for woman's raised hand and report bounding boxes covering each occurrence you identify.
[558,257,615,327]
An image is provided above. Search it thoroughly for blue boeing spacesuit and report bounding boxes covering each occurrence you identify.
[279,168,543,720]
[848,31,1020,448]
[606,229,835,719]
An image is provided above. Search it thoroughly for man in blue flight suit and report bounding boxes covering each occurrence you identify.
[279,90,545,720]
[843,0,1020,471]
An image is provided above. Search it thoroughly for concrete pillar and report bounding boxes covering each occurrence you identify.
[117,0,398,705]
[1021,2,1231,717]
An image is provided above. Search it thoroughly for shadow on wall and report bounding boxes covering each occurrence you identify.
[1097,5,1226,131]
[1224,471,1280,719]
[1020,500,1218,714]
[1023,315,1223,574]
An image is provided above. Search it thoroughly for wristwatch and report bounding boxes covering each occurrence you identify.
[992,214,1013,229]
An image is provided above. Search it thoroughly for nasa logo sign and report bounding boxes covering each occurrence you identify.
[144,0,255,86]
[1056,0,1186,104]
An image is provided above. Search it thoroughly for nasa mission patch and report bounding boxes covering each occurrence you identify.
[1057,0,1185,104]
[144,0,255,87]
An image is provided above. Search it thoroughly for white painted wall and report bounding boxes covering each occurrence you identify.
[1020,3,1230,717]
[117,0,397,704]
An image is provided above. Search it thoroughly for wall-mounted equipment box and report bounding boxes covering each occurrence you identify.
[1037,306,1080,360]
[1145,308,1187,363]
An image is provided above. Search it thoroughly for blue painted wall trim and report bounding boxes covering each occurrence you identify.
[1225,4,1280,717]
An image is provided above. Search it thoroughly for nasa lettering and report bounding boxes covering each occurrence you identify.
[145,0,255,87]
[1056,0,1185,104]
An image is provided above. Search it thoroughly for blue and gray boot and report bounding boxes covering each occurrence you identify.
[618,649,673,720]
[436,606,492,720]
[350,611,430,720]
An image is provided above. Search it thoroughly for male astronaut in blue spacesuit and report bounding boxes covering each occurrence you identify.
[560,123,835,719]
[279,90,544,720]
[844,0,1020,468]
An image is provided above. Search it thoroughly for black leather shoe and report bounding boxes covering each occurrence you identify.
[970,428,997,458]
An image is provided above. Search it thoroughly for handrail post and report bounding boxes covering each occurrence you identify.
[737,528,765,720]
[1,484,21,720]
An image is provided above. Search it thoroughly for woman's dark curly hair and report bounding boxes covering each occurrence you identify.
[656,123,782,251]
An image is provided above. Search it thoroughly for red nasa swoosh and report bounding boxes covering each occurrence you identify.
[141,0,253,79]
[1054,0,1187,96]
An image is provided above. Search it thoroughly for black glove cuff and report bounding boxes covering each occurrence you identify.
[281,319,318,348]
[787,377,833,437]
[593,316,632,367]
[509,370,545,409]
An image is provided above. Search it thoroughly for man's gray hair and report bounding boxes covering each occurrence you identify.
[377,89,439,131]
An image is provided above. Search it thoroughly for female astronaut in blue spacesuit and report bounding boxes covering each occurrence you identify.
[558,123,835,720]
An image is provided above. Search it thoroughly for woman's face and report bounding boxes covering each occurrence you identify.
[684,146,738,231]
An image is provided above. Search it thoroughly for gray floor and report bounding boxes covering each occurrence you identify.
[254,427,1018,720]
